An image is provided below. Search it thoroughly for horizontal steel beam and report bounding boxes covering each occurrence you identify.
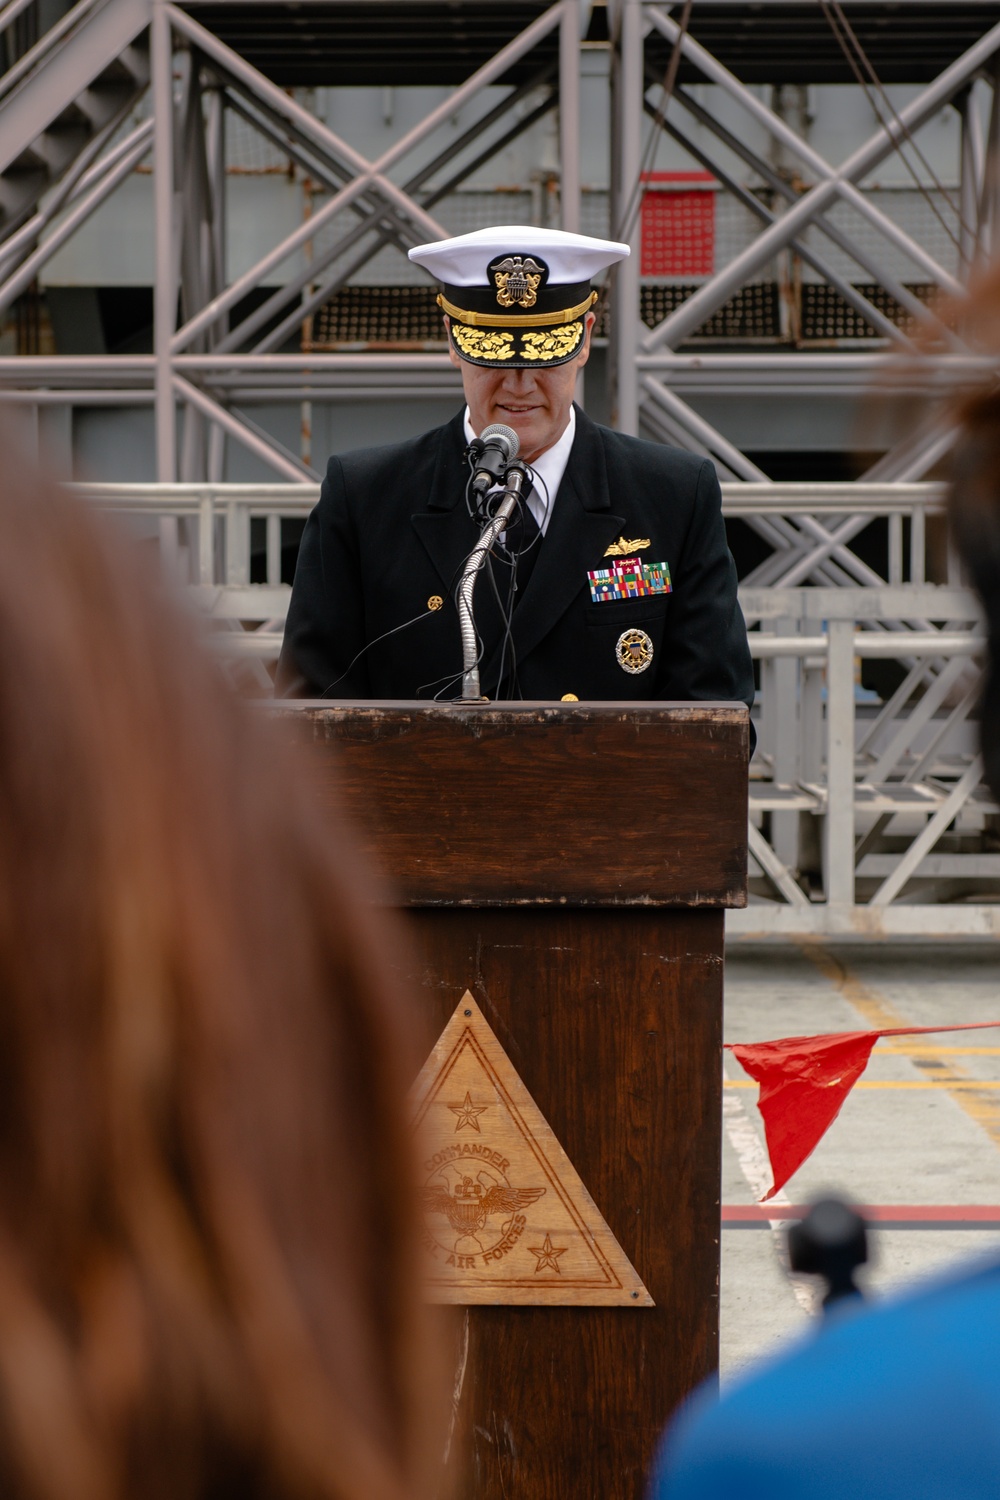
[739,585,978,619]
[0,389,153,403]
[748,632,984,657]
[640,353,1000,373]
[62,481,951,514]
[727,906,1000,939]
[175,0,1000,7]
[721,483,947,513]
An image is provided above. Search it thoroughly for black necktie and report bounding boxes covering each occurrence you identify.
[497,491,542,604]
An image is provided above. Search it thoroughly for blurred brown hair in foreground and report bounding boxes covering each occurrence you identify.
[0,439,440,1500]
[948,259,1000,806]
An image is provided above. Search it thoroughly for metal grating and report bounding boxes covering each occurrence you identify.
[648,4,1000,86]
[801,281,936,340]
[305,280,938,346]
[640,282,782,340]
[306,282,785,344]
[307,285,444,346]
[183,3,1000,88]
[185,3,567,87]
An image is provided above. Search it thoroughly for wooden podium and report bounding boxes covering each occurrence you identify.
[276,701,748,1499]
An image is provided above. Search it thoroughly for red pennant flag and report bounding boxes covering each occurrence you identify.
[728,1031,880,1201]
[727,1021,1000,1201]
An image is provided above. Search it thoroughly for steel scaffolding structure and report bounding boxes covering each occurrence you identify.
[4,2,1000,934]
[2,1,1000,482]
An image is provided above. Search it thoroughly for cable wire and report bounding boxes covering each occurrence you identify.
[819,0,974,258]
[613,0,694,245]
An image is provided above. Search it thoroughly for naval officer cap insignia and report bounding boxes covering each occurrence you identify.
[616,628,654,674]
[408,225,629,369]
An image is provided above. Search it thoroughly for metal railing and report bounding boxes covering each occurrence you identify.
[740,585,992,938]
[69,479,1000,936]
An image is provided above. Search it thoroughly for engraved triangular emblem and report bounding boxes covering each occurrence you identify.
[412,993,653,1307]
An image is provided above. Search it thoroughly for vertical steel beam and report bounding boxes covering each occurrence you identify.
[266,513,281,585]
[800,661,824,784]
[205,83,226,309]
[205,80,226,485]
[911,506,926,584]
[769,615,800,868]
[559,0,581,233]
[888,513,904,585]
[612,0,641,434]
[152,0,176,485]
[985,56,1000,259]
[180,59,212,483]
[958,88,980,276]
[825,619,856,908]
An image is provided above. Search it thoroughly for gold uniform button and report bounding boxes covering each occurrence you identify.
[427,595,443,612]
[561,693,579,701]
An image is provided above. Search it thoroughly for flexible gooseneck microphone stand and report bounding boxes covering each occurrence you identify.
[456,459,530,703]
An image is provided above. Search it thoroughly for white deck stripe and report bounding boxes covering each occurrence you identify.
[722,1069,817,1316]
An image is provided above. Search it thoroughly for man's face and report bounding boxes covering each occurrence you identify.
[447,314,595,464]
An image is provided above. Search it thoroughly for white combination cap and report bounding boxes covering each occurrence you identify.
[409,225,629,369]
[409,225,629,286]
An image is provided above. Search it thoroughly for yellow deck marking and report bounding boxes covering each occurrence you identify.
[880,1046,1000,1056]
[797,944,1000,1150]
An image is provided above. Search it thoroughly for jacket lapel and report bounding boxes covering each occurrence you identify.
[410,409,480,590]
[482,409,624,685]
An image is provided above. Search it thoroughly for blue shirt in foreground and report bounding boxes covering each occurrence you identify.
[652,1256,1000,1499]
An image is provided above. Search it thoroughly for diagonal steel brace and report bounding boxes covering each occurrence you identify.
[641,5,1000,349]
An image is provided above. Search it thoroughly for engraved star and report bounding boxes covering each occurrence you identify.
[529,1233,567,1273]
[448,1091,488,1133]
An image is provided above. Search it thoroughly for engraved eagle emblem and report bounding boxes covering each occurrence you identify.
[493,255,544,309]
[616,628,654,675]
[423,1175,545,1243]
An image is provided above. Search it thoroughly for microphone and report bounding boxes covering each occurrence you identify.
[469,423,520,495]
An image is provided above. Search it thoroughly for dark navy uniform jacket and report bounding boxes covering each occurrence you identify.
[277,405,753,709]
[653,1256,1000,1499]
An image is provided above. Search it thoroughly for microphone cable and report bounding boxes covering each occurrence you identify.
[320,449,552,701]
[319,551,471,697]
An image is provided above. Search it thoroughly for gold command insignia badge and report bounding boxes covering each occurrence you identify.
[616,628,654,675]
[427,595,443,612]
[493,255,544,309]
[604,535,652,557]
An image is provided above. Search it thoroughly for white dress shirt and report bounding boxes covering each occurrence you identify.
[463,405,577,536]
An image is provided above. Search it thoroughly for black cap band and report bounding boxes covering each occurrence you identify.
[441,280,592,318]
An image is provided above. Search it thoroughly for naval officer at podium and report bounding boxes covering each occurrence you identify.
[277,226,753,708]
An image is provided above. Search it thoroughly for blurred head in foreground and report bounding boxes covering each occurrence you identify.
[0,448,436,1500]
[649,268,1000,1500]
[948,260,1000,804]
